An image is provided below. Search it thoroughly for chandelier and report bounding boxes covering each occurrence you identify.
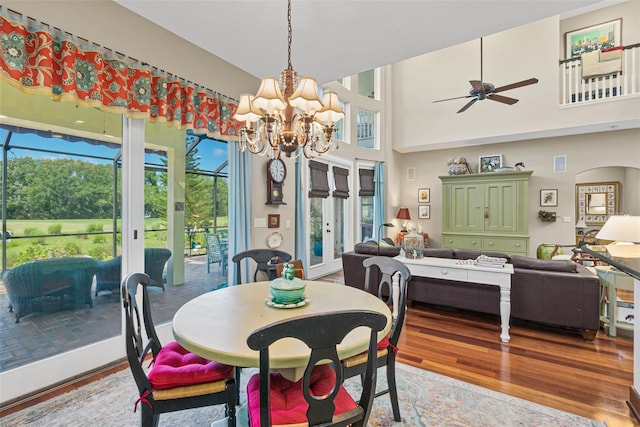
[233,0,344,159]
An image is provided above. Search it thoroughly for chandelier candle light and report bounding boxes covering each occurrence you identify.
[233,0,344,159]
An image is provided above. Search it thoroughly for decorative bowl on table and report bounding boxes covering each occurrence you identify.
[269,263,306,304]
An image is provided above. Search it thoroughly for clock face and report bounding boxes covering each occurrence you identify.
[269,159,286,183]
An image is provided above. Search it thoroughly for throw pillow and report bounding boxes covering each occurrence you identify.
[510,255,577,273]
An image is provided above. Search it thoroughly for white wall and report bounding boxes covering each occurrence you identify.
[391,2,640,152]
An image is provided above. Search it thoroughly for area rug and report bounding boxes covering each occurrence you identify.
[1,363,606,426]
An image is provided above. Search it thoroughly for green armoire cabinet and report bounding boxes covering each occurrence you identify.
[439,171,533,256]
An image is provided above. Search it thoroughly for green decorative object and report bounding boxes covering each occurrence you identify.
[536,244,563,260]
[270,263,305,304]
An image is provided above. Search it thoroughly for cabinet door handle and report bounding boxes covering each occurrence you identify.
[472,240,477,245]
[448,239,453,243]
[515,243,521,247]
[488,241,494,246]
[484,207,489,219]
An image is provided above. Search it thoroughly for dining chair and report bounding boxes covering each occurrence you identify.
[274,259,305,279]
[341,256,411,422]
[231,249,292,284]
[246,310,387,426]
[206,232,228,274]
[121,272,237,427]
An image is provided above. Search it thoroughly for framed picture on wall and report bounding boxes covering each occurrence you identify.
[565,18,622,59]
[268,214,280,228]
[418,205,430,219]
[540,189,558,207]
[418,188,430,203]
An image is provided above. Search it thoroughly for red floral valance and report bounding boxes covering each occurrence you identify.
[0,9,241,142]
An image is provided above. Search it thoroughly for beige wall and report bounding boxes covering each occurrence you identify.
[395,129,640,254]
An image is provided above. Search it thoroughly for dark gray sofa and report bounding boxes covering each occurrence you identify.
[341,242,601,340]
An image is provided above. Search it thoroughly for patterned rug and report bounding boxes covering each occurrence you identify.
[1,363,606,426]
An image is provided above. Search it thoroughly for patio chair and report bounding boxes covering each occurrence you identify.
[206,232,227,274]
[95,248,172,295]
[121,272,236,427]
[4,257,98,323]
[231,249,291,284]
[341,256,411,422]
[246,310,386,426]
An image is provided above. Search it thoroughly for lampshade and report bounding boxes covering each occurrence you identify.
[288,77,323,112]
[252,78,286,113]
[234,94,262,122]
[575,219,587,229]
[396,208,411,220]
[314,92,344,123]
[596,215,640,243]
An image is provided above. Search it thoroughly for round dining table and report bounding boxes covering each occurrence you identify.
[172,280,392,378]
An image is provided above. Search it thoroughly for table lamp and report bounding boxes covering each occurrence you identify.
[596,215,640,258]
[377,223,394,256]
[396,208,411,232]
[575,218,587,235]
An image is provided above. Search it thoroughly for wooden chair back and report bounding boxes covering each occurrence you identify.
[247,310,386,426]
[275,259,305,279]
[231,249,292,284]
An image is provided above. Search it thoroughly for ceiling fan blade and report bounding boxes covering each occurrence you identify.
[433,95,474,103]
[487,94,519,105]
[493,78,539,93]
[457,98,477,113]
[469,80,485,93]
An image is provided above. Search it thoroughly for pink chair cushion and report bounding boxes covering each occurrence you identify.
[377,332,391,350]
[246,364,357,426]
[147,341,233,390]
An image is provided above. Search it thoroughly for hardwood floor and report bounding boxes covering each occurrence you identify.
[398,301,637,427]
[2,269,637,426]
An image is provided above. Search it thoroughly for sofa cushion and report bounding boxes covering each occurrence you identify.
[354,242,401,256]
[422,248,455,258]
[453,249,509,261]
[510,255,577,273]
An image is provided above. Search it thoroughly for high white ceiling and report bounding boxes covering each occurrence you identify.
[116,0,610,84]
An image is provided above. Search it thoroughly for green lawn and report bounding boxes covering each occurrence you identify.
[1,218,168,269]
[1,218,228,270]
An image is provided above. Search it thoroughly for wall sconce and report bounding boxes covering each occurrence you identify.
[538,210,557,222]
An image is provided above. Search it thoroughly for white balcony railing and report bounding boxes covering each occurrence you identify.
[560,43,640,105]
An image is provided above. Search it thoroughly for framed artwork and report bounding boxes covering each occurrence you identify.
[575,181,620,225]
[418,205,430,219]
[565,18,622,59]
[540,189,558,207]
[418,188,430,203]
[268,214,280,228]
[479,154,502,173]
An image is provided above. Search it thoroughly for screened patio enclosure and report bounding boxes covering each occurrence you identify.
[0,80,230,378]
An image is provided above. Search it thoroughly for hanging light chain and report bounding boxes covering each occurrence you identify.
[287,0,293,71]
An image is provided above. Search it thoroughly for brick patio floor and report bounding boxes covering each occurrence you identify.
[0,255,227,372]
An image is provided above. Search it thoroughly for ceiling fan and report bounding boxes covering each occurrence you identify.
[433,37,539,113]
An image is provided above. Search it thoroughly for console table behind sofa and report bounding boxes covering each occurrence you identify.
[342,243,600,340]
